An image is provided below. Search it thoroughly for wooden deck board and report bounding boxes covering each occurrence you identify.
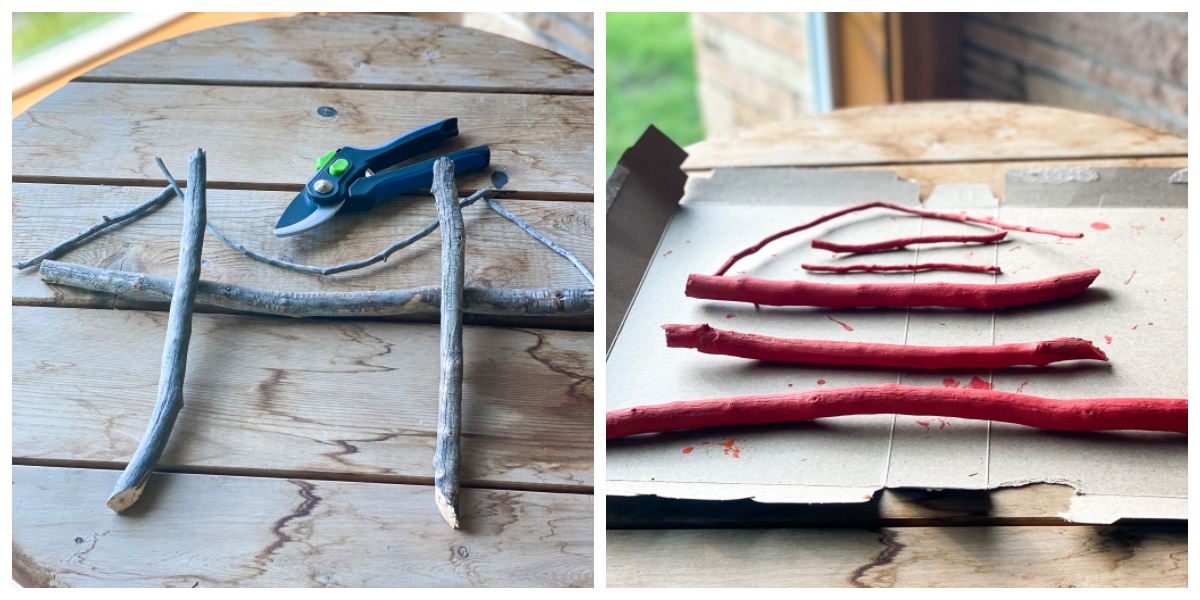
[13,83,594,200]
[13,184,594,309]
[13,307,593,491]
[12,466,593,587]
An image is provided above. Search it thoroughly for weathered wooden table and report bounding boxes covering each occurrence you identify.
[607,102,1187,587]
[13,15,594,587]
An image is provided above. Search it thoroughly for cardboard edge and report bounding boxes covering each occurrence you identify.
[1058,494,1188,524]
[607,481,881,504]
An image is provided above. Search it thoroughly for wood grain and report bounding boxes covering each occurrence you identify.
[79,14,594,95]
[13,466,593,587]
[681,101,1187,171]
[12,83,594,199]
[607,525,1187,587]
[12,184,594,309]
[12,307,593,491]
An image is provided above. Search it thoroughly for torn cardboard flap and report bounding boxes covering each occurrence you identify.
[606,167,1186,522]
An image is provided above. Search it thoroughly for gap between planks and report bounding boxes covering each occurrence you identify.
[13,458,593,496]
[72,75,596,96]
[9,176,596,203]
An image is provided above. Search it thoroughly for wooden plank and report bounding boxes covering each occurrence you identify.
[79,14,593,95]
[12,466,593,587]
[12,83,594,200]
[13,307,593,491]
[12,184,594,311]
[681,101,1187,171]
[685,156,1189,201]
[607,525,1187,587]
[609,484,1079,528]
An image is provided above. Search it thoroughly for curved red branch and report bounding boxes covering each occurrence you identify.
[801,263,1001,274]
[813,231,1007,254]
[606,384,1187,439]
[664,324,1107,369]
[686,269,1099,309]
[714,202,1082,276]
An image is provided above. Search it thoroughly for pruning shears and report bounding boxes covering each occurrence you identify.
[273,118,490,237]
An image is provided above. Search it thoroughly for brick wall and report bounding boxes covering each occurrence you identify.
[962,13,1187,135]
[690,12,819,138]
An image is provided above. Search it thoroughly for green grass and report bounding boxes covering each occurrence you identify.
[606,12,704,176]
[13,12,127,64]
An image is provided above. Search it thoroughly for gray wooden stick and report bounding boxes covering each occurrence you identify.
[432,157,465,529]
[12,185,178,270]
[38,261,594,318]
[483,197,595,286]
[107,149,206,513]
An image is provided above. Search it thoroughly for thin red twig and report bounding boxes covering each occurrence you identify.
[801,263,1001,274]
[686,269,1100,309]
[663,324,1107,369]
[714,202,1082,276]
[812,231,1007,254]
[606,384,1187,439]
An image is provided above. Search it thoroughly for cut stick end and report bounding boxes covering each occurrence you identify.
[105,485,144,514]
[435,489,460,529]
[663,323,711,348]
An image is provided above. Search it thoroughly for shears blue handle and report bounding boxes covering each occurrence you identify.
[344,146,490,212]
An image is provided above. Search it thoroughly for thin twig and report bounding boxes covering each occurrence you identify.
[107,149,206,513]
[12,185,178,270]
[812,231,1008,254]
[432,158,464,529]
[801,263,1002,274]
[483,198,595,286]
[39,261,595,318]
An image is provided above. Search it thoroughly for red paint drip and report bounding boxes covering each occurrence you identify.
[1009,246,1020,251]
[1125,270,1136,285]
[937,418,949,429]
[942,378,960,388]
[916,420,931,431]
[726,314,735,319]
[1174,232,1185,242]
[1104,335,1113,345]
[1016,381,1029,394]
[1160,217,1166,222]
[817,380,826,385]
[967,376,992,390]
[966,252,974,259]
[663,250,673,257]
[1133,225,1146,234]
[718,438,742,458]
[788,384,793,387]
[1011,266,1029,274]
[939,323,946,326]
[1132,325,1138,330]
[682,447,693,454]
[826,316,854,331]
[1091,222,1111,230]
[701,442,711,446]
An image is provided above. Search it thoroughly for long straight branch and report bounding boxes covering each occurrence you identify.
[812,232,1008,254]
[432,158,465,529]
[107,149,206,513]
[801,262,1002,274]
[663,324,1108,369]
[606,384,1188,439]
[482,197,595,286]
[38,261,594,318]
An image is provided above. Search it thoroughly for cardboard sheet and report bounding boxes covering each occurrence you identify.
[606,167,1187,523]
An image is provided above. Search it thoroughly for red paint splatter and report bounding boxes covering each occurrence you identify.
[1011,266,1029,274]
[685,240,691,243]
[1174,232,1185,243]
[788,384,793,387]
[1091,222,1111,230]
[1009,246,1020,251]
[1132,225,1146,234]
[890,216,896,221]
[966,252,974,259]
[817,380,826,385]
[682,447,693,454]
[826,316,854,331]
[662,250,673,257]
[1160,217,1166,222]
[771,254,777,257]
[701,442,711,446]
[1132,325,1138,330]
[937,418,949,429]
[916,420,931,431]
[737,271,746,274]
[1016,381,1029,394]
[1104,335,1113,345]
[718,438,742,458]
[726,314,735,319]
[939,323,946,326]
[1080,256,1088,261]
[967,376,992,390]
[942,378,960,388]
[1124,270,1136,284]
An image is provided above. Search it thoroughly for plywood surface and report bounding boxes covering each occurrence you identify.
[13,307,592,491]
[12,82,594,200]
[12,466,593,588]
[12,184,594,308]
[80,14,594,94]
[607,525,1186,587]
[681,102,1187,170]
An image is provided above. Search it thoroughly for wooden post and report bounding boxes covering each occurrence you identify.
[106,149,206,513]
[431,157,465,529]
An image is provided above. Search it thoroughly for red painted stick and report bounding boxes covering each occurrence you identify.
[801,262,1001,274]
[686,269,1100,309]
[813,232,1007,254]
[714,201,1082,276]
[606,384,1188,439]
[663,324,1107,369]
